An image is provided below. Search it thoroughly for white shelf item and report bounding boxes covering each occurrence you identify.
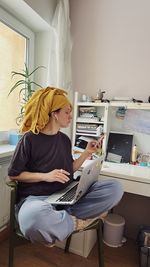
[112,96,133,101]
[76,132,102,137]
[110,101,150,109]
[76,123,100,131]
[79,106,97,116]
[76,124,104,136]
[76,117,100,123]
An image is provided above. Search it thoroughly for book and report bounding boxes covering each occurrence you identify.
[77,117,100,123]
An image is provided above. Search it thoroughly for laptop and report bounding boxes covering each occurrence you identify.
[46,156,104,205]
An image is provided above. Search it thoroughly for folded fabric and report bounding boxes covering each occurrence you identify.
[20,86,71,134]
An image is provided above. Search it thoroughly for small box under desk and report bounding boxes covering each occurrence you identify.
[55,229,96,258]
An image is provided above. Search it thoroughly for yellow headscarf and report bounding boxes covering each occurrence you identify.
[20,87,72,134]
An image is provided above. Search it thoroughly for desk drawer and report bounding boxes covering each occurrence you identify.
[99,175,150,197]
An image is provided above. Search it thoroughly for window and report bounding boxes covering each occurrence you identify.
[0,7,34,131]
[0,22,26,130]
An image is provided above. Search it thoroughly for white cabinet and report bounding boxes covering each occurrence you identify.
[0,157,11,231]
[72,92,150,160]
[72,91,109,155]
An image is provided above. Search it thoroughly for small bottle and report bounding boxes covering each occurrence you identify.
[131,144,138,164]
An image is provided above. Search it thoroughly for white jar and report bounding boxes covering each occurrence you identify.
[82,94,87,102]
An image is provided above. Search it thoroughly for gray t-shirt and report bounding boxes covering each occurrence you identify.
[8,131,74,201]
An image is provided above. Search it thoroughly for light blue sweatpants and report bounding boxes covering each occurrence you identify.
[17,179,123,244]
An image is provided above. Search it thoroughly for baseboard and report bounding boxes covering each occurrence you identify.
[0,226,9,243]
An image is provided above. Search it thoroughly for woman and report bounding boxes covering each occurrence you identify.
[8,87,123,246]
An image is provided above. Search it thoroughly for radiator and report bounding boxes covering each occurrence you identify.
[0,157,11,231]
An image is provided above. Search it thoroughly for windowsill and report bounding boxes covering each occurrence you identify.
[0,144,16,159]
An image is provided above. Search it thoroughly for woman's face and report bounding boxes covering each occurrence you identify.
[54,105,72,128]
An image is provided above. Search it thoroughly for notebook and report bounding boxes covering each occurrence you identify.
[46,156,104,205]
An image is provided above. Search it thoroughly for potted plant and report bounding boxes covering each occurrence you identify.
[8,63,45,144]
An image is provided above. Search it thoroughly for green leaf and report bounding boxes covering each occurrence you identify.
[11,71,27,79]
[8,62,45,125]
[8,80,27,96]
[29,81,43,88]
[29,65,45,76]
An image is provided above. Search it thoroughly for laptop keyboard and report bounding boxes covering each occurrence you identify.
[56,184,78,202]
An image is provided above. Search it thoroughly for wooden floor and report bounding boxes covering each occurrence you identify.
[0,238,138,267]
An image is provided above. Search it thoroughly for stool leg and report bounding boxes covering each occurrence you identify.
[97,221,104,267]
[64,235,72,253]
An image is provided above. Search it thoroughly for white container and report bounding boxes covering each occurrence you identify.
[103,213,125,247]
[56,230,96,257]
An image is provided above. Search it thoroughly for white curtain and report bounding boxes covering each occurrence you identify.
[47,0,72,93]
[35,0,73,137]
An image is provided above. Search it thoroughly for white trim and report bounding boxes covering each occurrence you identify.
[0,0,51,32]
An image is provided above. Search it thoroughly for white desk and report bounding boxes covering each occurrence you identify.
[100,162,150,197]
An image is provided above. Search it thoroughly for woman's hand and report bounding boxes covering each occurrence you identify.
[85,140,100,155]
[44,169,70,183]
[73,135,104,172]
[85,134,104,155]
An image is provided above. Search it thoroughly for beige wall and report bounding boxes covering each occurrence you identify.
[70,0,150,102]
[70,0,150,239]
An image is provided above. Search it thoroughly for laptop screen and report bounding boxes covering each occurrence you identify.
[106,132,133,163]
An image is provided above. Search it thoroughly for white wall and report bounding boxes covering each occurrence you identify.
[70,0,150,102]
